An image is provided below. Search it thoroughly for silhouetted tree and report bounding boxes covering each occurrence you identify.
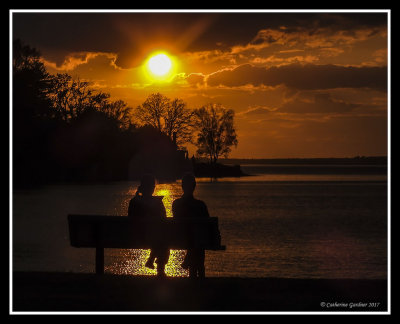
[164,98,193,145]
[13,39,54,121]
[49,73,96,121]
[13,39,56,185]
[134,93,169,131]
[102,99,135,130]
[193,103,238,164]
[47,73,135,130]
[134,93,193,146]
[12,40,181,186]
[13,39,43,72]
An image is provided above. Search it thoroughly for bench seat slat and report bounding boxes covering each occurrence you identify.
[68,214,226,250]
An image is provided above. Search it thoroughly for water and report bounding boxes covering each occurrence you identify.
[12,164,388,279]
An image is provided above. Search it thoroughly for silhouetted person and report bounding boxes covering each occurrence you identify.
[128,174,170,277]
[172,173,210,278]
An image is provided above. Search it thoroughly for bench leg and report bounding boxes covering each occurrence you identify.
[96,247,104,275]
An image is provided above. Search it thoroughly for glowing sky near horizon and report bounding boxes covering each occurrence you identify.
[12,11,389,158]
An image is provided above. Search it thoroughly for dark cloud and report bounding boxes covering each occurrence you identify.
[13,12,215,68]
[12,11,388,69]
[13,13,124,65]
[279,93,359,113]
[207,63,387,91]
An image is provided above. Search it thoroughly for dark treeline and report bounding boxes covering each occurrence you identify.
[12,40,243,187]
[12,40,180,187]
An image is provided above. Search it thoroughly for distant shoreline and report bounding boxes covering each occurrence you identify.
[218,156,387,165]
[12,156,387,189]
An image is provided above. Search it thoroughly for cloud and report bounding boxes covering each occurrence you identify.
[204,18,387,70]
[238,106,275,117]
[230,23,386,55]
[14,12,387,71]
[185,73,206,87]
[43,51,137,91]
[370,48,388,66]
[42,52,120,72]
[250,55,319,66]
[278,93,359,114]
[206,63,387,91]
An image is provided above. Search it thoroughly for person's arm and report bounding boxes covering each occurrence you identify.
[172,200,177,218]
[128,198,135,218]
[128,196,142,218]
[201,201,210,217]
[172,199,186,218]
[156,198,167,218]
[172,199,183,218]
[161,203,167,218]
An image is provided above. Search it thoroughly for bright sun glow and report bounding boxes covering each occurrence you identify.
[147,53,172,76]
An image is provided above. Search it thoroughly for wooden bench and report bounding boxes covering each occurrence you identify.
[68,214,226,274]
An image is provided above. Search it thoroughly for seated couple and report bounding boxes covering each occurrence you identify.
[127,173,209,278]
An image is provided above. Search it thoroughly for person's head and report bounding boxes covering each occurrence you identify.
[182,173,196,196]
[137,173,156,197]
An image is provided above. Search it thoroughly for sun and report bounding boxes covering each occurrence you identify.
[142,51,178,82]
[147,53,172,77]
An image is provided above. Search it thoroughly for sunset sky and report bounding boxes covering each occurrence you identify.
[12,10,389,159]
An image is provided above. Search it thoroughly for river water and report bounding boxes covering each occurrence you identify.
[12,164,388,279]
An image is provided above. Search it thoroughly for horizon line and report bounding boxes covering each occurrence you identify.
[218,156,387,160]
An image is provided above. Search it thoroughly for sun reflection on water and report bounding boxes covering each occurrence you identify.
[155,187,174,218]
[106,182,189,277]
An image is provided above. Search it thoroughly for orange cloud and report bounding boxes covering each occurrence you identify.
[42,52,120,72]
[206,63,387,91]
[238,25,386,52]
[279,93,359,114]
[185,73,206,87]
[237,106,276,117]
[183,23,387,74]
[250,55,319,66]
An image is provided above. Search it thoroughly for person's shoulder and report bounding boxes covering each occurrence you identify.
[194,198,207,206]
[152,196,164,202]
[148,196,164,208]
[173,196,186,203]
[130,195,140,204]
[132,194,146,202]
[172,197,185,208]
[173,196,182,202]
[193,198,209,211]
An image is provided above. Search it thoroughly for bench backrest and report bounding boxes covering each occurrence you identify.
[68,214,225,250]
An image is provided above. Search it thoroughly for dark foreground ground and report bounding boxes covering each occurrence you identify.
[12,272,388,313]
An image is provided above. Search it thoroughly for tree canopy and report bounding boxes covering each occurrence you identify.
[12,40,240,186]
[133,93,193,146]
[12,40,179,186]
[193,103,238,164]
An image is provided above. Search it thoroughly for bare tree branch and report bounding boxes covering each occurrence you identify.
[193,103,238,164]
